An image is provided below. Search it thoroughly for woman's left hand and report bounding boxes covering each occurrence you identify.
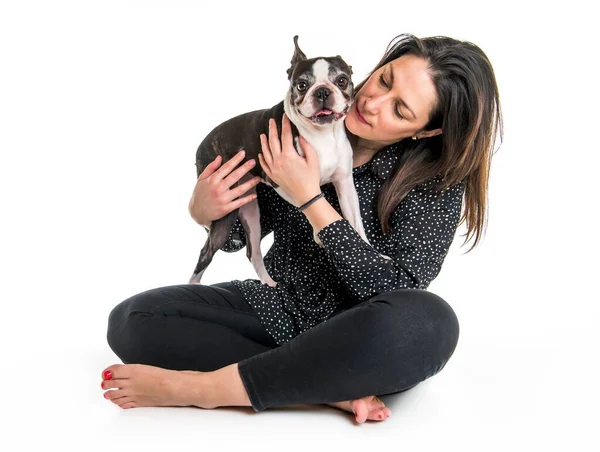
[258,113,321,207]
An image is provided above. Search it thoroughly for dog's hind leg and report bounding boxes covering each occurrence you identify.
[189,210,239,284]
[238,196,278,288]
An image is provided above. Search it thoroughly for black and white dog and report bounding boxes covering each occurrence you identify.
[189,36,370,287]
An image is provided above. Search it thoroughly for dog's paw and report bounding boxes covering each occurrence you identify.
[313,230,323,248]
[261,276,278,288]
[188,274,201,284]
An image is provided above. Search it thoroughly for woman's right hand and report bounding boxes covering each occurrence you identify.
[188,150,262,227]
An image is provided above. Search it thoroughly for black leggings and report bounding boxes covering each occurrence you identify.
[106,282,459,412]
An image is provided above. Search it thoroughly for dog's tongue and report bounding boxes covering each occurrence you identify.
[316,109,333,116]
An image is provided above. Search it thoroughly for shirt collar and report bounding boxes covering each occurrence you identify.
[352,142,402,182]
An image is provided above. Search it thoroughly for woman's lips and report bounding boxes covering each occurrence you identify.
[355,104,370,125]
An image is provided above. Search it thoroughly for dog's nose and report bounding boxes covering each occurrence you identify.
[314,87,331,101]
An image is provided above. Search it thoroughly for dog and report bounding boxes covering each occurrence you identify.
[189,35,370,287]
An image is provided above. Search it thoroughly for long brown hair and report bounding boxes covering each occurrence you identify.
[354,34,503,253]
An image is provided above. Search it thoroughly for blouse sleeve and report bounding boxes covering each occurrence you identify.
[214,182,276,253]
[316,179,465,302]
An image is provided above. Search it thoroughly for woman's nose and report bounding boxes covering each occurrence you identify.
[363,95,383,115]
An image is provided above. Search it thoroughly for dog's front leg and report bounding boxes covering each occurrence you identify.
[331,176,371,246]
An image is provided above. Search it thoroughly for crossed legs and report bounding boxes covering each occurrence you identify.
[102,282,459,421]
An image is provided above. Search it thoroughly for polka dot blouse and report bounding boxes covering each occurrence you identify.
[220,141,465,345]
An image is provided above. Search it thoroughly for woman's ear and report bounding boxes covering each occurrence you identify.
[418,128,442,139]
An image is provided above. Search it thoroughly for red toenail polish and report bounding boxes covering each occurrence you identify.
[101,381,104,389]
[104,393,108,398]
[103,371,112,380]
[379,413,383,419]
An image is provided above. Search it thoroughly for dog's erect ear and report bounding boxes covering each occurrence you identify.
[287,35,307,80]
[335,55,353,75]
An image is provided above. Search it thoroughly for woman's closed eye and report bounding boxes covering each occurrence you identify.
[378,74,405,120]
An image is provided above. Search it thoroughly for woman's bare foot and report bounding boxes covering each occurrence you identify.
[327,396,391,423]
[100,363,217,409]
[101,363,391,423]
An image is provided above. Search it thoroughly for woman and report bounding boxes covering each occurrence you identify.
[101,33,502,424]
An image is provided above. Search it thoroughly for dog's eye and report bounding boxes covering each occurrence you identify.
[336,77,349,89]
[296,81,308,92]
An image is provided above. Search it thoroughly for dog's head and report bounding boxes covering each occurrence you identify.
[285,35,354,127]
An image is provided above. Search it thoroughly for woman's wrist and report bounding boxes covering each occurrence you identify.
[297,192,325,211]
[300,194,343,233]
[295,188,323,208]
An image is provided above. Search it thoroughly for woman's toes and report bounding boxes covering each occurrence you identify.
[111,396,136,408]
[101,363,125,381]
[376,409,387,420]
[101,378,125,390]
[350,396,392,423]
[120,401,137,409]
[103,389,127,401]
[352,400,368,423]
[103,390,116,400]
[369,397,391,420]
[375,407,391,420]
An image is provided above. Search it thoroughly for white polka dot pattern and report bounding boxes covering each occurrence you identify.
[219,142,465,345]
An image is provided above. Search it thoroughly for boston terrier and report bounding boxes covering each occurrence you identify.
[189,35,370,287]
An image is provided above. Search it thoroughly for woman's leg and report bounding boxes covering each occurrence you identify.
[106,282,278,372]
[104,282,390,420]
[238,288,460,412]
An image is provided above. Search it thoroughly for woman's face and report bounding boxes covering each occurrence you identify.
[345,54,440,147]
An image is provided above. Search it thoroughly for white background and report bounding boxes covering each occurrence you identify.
[1,0,598,450]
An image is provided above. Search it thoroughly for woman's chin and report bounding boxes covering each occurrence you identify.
[344,114,361,137]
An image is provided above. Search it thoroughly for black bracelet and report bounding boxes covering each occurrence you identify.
[297,192,325,212]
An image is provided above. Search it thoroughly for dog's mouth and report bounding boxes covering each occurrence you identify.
[310,106,349,124]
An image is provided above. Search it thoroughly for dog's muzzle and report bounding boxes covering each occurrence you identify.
[309,103,351,124]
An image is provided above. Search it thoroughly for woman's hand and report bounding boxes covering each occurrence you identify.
[258,113,321,207]
[188,151,262,227]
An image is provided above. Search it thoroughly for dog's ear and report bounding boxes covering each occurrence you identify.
[335,55,353,76]
[287,35,307,80]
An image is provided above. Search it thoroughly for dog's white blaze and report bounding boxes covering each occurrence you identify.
[311,58,330,85]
